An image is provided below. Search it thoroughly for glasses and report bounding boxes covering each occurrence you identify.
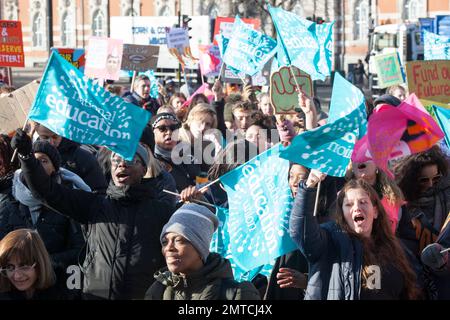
[0,263,36,277]
[111,156,142,167]
[154,124,180,133]
[418,174,442,185]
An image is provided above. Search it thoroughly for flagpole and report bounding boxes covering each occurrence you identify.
[130,70,138,93]
[10,118,32,164]
[217,62,224,82]
[183,68,191,96]
[198,177,220,193]
[162,189,215,208]
[313,180,321,217]
[441,247,450,254]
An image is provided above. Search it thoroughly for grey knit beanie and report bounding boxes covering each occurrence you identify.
[111,143,149,167]
[160,203,219,263]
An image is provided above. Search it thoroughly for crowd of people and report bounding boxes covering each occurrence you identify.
[0,71,448,301]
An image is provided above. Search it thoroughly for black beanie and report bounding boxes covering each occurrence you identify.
[32,140,61,172]
[373,94,401,107]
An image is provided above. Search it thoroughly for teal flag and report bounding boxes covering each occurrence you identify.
[28,51,151,160]
[280,107,367,177]
[268,5,334,81]
[223,16,277,76]
[432,105,450,148]
[328,72,367,133]
[210,206,274,282]
[213,145,296,276]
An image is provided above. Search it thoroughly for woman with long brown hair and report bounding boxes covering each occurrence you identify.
[289,172,422,300]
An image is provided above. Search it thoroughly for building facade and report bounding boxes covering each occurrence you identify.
[1,0,449,72]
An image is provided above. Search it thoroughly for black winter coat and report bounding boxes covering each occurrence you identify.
[19,156,174,300]
[0,175,20,239]
[57,138,107,193]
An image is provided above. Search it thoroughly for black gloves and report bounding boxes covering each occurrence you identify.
[11,128,32,156]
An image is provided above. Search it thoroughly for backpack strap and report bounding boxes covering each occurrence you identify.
[219,278,239,300]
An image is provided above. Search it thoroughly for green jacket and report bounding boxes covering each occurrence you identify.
[145,253,260,300]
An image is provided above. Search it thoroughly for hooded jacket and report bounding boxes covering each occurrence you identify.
[56,138,107,193]
[145,253,260,300]
[18,155,173,300]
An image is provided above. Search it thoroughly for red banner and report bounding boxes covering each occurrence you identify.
[0,20,25,67]
[213,17,261,45]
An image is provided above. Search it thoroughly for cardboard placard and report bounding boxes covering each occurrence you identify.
[406,60,450,104]
[51,48,86,73]
[373,52,405,88]
[270,66,313,114]
[0,20,25,67]
[213,17,261,45]
[0,81,39,134]
[121,44,159,72]
[85,37,123,80]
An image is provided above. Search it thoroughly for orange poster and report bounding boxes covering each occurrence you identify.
[0,20,25,67]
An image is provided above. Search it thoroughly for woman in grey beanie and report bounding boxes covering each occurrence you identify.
[144,203,260,300]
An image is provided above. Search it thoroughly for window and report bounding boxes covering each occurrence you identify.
[159,5,171,16]
[354,0,369,40]
[208,4,219,18]
[5,0,18,20]
[61,11,75,47]
[32,12,44,47]
[125,8,138,16]
[374,33,397,51]
[292,2,304,17]
[404,0,424,21]
[92,9,106,37]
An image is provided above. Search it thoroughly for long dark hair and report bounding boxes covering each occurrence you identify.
[336,179,420,299]
[395,146,448,202]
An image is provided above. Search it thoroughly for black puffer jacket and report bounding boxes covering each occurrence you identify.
[0,174,20,239]
[145,253,260,300]
[57,138,107,193]
[19,156,174,300]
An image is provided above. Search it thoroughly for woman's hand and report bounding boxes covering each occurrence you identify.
[305,169,327,188]
[179,185,208,204]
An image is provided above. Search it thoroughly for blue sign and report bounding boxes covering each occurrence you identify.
[279,108,366,177]
[214,146,297,274]
[268,5,334,81]
[432,105,450,148]
[28,51,151,161]
[424,30,450,60]
[222,16,277,76]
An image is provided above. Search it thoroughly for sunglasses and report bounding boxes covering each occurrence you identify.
[418,174,442,185]
[154,124,180,133]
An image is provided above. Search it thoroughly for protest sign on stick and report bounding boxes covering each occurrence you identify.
[0,20,25,67]
[51,48,86,73]
[270,66,313,114]
[121,44,159,72]
[406,60,450,104]
[0,81,39,134]
[85,37,123,81]
[373,52,405,89]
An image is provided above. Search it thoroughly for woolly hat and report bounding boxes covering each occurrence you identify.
[111,143,149,167]
[373,94,401,107]
[160,203,219,263]
[150,112,180,129]
[32,140,61,171]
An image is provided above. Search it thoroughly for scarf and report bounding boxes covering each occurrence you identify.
[12,170,42,225]
[106,179,156,204]
[154,144,173,162]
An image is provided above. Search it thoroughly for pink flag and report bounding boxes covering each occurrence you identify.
[181,83,215,108]
[352,94,444,178]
